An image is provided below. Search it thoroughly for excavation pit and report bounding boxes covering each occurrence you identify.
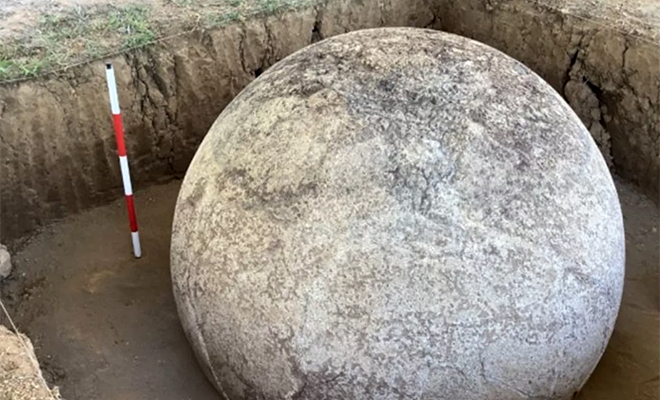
[0,1,658,399]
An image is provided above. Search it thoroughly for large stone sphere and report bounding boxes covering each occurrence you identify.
[171,28,624,400]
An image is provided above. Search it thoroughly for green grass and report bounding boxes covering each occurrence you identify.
[167,0,197,6]
[0,0,320,83]
[0,42,51,79]
[108,6,156,48]
[258,0,281,14]
[255,0,316,15]
[0,4,156,81]
[205,10,243,27]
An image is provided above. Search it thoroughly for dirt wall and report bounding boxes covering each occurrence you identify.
[1,0,658,243]
[432,0,659,206]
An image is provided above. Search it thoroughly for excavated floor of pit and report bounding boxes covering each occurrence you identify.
[0,178,658,400]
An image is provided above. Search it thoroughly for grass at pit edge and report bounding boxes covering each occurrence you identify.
[0,0,320,83]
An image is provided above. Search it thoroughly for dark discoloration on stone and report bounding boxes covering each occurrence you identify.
[171,28,625,400]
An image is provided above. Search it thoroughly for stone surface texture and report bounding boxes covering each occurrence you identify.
[171,28,625,400]
[0,325,59,400]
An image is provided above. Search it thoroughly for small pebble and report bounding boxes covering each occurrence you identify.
[0,244,12,279]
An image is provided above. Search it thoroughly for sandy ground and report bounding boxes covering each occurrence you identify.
[0,181,220,400]
[0,178,658,400]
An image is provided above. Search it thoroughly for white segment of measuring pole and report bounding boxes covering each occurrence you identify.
[131,232,142,258]
[106,66,121,114]
[105,62,141,258]
[119,156,134,195]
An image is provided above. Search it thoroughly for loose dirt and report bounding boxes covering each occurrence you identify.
[0,178,657,400]
[0,181,220,400]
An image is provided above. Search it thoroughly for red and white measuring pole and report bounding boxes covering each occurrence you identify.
[105,62,142,258]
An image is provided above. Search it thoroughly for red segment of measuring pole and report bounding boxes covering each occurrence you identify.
[105,62,142,258]
[125,195,138,232]
[112,114,127,156]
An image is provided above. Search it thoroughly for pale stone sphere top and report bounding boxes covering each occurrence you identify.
[171,28,625,400]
